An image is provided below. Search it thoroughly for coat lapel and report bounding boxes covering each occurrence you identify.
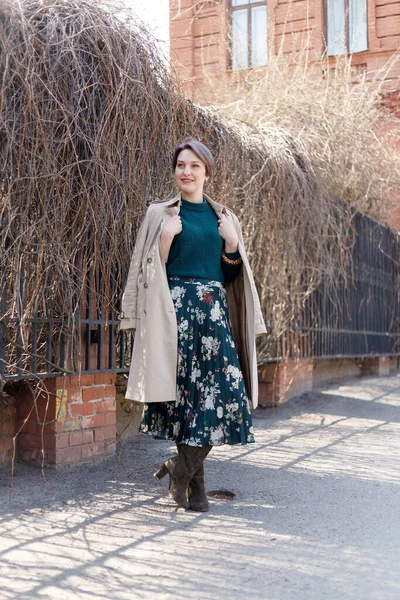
[164,192,181,215]
[203,193,227,219]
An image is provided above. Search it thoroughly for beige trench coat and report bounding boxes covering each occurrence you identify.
[119,192,267,409]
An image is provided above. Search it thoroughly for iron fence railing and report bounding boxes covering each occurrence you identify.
[269,212,400,361]
[1,212,400,382]
[0,263,133,382]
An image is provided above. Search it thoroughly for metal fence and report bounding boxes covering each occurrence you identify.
[1,212,399,383]
[0,264,132,382]
[270,212,400,360]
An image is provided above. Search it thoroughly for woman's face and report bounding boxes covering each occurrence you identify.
[174,148,208,196]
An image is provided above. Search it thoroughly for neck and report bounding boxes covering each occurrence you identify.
[181,189,204,204]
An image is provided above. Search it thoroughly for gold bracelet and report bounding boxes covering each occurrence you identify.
[221,253,242,266]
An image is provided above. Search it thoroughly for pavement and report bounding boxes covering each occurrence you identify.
[1,372,399,600]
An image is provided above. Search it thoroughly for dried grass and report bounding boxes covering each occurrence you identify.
[205,47,400,216]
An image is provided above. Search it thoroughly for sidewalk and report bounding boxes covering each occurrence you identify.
[1,373,399,600]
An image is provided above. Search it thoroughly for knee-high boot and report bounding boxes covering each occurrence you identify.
[154,444,212,511]
[154,445,212,510]
[188,445,212,512]
[173,443,212,510]
[153,441,182,483]
[168,444,211,510]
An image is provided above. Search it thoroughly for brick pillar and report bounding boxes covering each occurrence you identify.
[17,373,116,466]
[360,356,391,377]
[0,395,17,467]
[258,358,313,407]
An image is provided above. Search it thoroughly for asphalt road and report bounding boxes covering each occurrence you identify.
[1,372,399,600]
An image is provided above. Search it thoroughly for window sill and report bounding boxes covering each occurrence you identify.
[327,48,369,57]
[227,63,268,73]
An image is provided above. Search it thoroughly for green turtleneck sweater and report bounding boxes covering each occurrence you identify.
[166,198,241,283]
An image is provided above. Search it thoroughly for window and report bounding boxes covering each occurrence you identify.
[231,0,268,70]
[326,0,368,55]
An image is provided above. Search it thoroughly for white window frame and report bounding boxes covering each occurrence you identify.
[325,0,368,56]
[230,0,268,70]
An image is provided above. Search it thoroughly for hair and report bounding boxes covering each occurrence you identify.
[172,138,215,178]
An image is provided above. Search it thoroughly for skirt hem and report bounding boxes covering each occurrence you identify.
[139,429,255,447]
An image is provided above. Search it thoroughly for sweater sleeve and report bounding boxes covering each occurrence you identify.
[222,250,242,284]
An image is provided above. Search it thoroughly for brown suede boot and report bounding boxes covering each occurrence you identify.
[164,454,190,509]
[154,442,181,481]
[188,446,212,512]
[154,460,174,481]
[189,464,208,511]
[165,445,212,510]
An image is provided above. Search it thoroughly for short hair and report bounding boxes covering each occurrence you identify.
[172,138,215,178]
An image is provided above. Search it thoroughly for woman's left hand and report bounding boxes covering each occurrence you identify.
[218,215,239,253]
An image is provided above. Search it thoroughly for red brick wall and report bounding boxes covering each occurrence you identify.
[1,357,399,463]
[312,358,362,386]
[0,395,17,467]
[171,0,400,99]
[376,0,400,50]
[1,373,117,467]
[257,355,398,407]
[258,358,314,407]
[171,0,228,101]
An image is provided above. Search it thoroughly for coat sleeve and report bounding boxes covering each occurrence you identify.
[119,208,152,331]
[228,210,267,337]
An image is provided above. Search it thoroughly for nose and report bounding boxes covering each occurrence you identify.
[183,165,191,176]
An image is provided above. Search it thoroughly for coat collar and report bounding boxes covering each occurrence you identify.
[164,192,227,216]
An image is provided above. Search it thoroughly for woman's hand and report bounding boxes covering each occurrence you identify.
[218,215,239,253]
[159,215,182,263]
[162,215,182,239]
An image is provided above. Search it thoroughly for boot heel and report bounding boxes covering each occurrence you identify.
[154,463,169,480]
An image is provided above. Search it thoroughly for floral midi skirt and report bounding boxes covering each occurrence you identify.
[139,277,255,447]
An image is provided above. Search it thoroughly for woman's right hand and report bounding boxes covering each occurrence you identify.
[161,215,182,240]
[159,215,182,263]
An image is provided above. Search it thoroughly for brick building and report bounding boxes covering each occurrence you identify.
[170,0,400,105]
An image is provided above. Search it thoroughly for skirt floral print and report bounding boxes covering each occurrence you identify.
[140,277,255,447]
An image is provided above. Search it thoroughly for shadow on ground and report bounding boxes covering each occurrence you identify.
[1,373,399,600]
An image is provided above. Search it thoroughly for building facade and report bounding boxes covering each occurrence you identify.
[170,0,400,108]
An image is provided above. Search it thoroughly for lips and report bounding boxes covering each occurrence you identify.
[181,179,194,183]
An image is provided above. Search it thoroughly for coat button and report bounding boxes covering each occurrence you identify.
[144,282,148,288]
[147,257,152,263]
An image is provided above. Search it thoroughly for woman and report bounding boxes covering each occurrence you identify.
[120,139,266,512]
